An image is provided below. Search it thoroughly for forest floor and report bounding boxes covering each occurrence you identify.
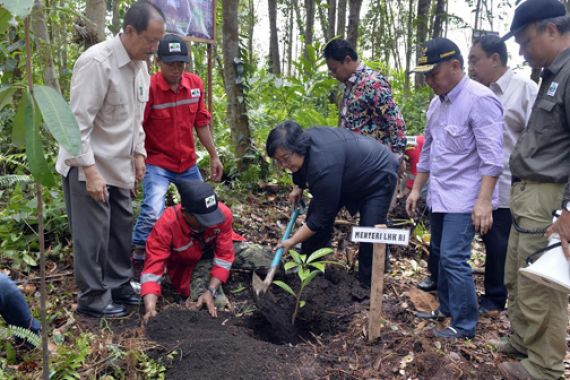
[5,185,570,379]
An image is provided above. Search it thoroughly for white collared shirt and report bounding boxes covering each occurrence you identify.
[489,69,538,208]
[56,35,149,189]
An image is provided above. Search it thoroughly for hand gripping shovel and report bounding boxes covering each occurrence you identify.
[252,203,304,295]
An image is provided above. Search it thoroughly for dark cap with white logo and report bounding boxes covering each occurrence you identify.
[157,34,190,63]
[501,0,566,41]
[178,180,225,227]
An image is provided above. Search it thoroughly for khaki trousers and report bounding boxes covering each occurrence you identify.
[505,181,567,380]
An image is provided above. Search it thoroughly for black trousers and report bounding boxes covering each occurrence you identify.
[480,208,511,310]
[301,175,396,287]
[427,208,511,310]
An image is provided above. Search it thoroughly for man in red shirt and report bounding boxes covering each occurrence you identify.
[141,180,235,321]
[132,34,223,274]
[141,179,273,321]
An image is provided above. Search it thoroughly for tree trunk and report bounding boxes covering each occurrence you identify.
[247,0,254,63]
[336,0,346,38]
[431,0,446,38]
[268,0,281,74]
[473,0,483,32]
[414,0,431,88]
[84,0,106,48]
[304,0,315,59]
[31,0,61,92]
[327,0,336,40]
[404,0,414,89]
[317,0,329,41]
[287,2,294,76]
[222,0,253,171]
[346,0,363,49]
[110,0,122,35]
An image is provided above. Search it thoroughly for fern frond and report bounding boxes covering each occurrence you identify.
[0,174,33,188]
[0,325,41,348]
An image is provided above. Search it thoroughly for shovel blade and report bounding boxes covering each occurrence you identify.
[252,271,270,295]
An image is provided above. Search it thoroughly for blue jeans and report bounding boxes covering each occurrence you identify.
[431,212,477,336]
[0,273,40,333]
[132,164,203,250]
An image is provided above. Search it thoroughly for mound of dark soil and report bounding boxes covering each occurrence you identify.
[146,308,300,380]
[253,265,368,343]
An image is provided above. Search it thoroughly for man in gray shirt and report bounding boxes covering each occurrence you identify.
[499,0,570,378]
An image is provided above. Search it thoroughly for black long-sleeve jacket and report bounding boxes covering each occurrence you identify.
[292,127,399,232]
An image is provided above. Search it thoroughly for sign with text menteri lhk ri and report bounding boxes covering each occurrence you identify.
[351,227,410,246]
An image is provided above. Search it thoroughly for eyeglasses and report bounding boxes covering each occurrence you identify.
[274,152,294,167]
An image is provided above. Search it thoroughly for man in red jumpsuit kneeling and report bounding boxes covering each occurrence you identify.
[141,180,241,321]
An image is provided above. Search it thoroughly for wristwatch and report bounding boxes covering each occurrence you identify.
[206,286,218,299]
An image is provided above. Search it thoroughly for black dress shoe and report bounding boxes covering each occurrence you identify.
[434,326,474,339]
[113,293,141,305]
[415,309,447,320]
[416,277,437,292]
[76,303,127,318]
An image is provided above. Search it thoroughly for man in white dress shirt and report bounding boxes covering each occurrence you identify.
[57,1,166,318]
[468,34,538,315]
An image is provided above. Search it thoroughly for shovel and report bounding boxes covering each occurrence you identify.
[252,202,304,295]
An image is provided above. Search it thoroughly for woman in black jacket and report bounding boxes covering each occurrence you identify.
[266,120,399,287]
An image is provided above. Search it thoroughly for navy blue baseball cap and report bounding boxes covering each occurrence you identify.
[178,180,225,227]
[157,34,190,63]
[501,0,566,41]
[412,38,462,73]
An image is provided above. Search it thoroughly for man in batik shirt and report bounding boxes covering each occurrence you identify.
[324,39,407,157]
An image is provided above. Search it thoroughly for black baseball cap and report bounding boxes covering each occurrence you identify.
[157,34,189,63]
[501,0,566,41]
[412,38,462,73]
[178,180,225,227]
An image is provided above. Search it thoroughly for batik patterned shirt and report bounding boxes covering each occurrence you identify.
[340,63,407,154]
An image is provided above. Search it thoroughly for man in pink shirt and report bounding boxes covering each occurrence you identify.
[407,38,504,339]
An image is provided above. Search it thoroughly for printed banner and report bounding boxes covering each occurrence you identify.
[152,0,215,41]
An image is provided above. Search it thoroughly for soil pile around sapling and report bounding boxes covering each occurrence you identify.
[146,307,301,380]
[253,265,369,343]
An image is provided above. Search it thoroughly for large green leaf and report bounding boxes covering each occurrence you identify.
[0,85,16,111]
[283,261,299,272]
[23,95,54,186]
[306,247,333,263]
[1,0,33,18]
[33,85,80,155]
[298,267,310,282]
[11,88,31,147]
[308,262,325,272]
[289,250,302,264]
[0,6,11,35]
[301,270,321,286]
[272,280,296,297]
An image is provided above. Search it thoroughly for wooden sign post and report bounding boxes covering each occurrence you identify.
[351,225,410,342]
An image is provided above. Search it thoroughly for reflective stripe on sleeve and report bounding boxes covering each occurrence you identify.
[141,273,162,284]
[213,258,232,270]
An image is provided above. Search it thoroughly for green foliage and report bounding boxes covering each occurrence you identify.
[50,333,91,380]
[272,247,336,324]
[365,61,432,135]
[0,183,69,269]
[1,0,33,19]
[0,7,11,35]
[136,351,168,380]
[33,85,80,156]
[0,324,41,348]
